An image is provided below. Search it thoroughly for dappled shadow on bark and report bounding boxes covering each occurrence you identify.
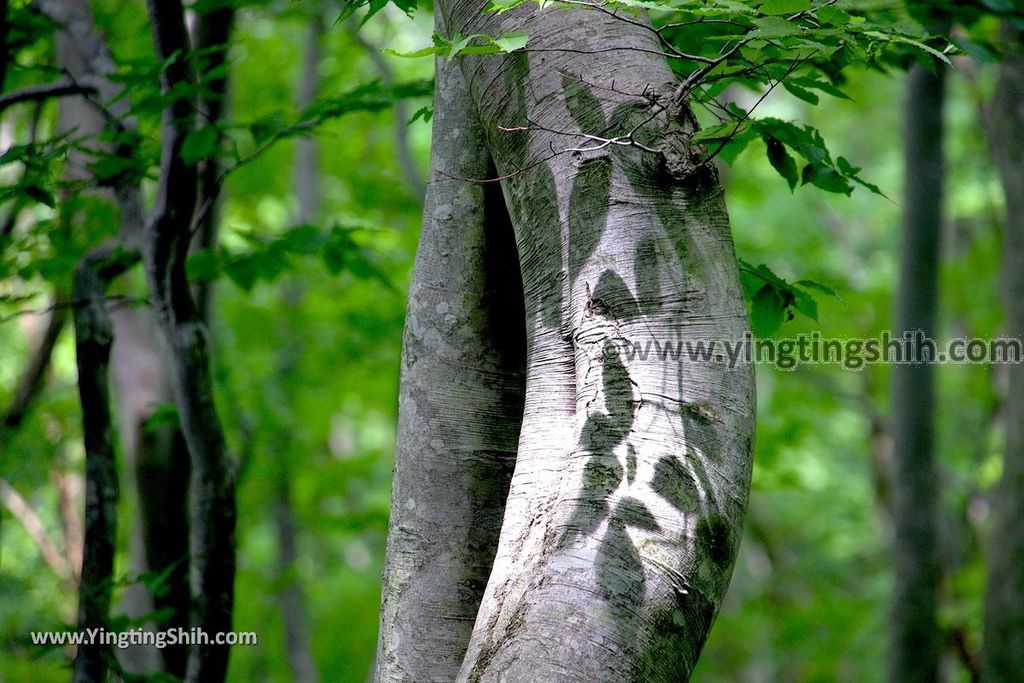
[553,77,741,678]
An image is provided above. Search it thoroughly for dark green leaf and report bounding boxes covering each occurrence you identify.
[181,126,218,165]
[751,283,786,336]
[763,135,799,190]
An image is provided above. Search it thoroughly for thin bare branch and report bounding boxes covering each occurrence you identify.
[0,295,66,430]
[0,477,75,585]
[0,79,95,113]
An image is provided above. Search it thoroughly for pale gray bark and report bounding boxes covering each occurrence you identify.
[374,52,526,682]
[888,62,946,683]
[380,3,756,681]
[981,24,1024,683]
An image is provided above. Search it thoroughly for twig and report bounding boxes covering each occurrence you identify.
[0,294,66,430]
[0,477,75,586]
[0,294,148,325]
[0,79,95,113]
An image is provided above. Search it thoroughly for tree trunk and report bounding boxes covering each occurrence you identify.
[49,1,195,675]
[374,46,527,682]
[888,62,946,683]
[380,3,756,681]
[71,246,128,683]
[49,4,142,678]
[109,308,191,677]
[981,24,1024,683]
[142,1,237,680]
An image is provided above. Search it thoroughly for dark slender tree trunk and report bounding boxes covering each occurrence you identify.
[981,24,1024,683]
[46,1,199,676]
[192,3,235,321]
[143,1,237,680]
[47,3,144,679]
[888,61,947,683]
[71,246,137,683]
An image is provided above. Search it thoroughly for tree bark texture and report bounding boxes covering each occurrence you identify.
[888,62,946,683]
[981,24,1024,683]
[71,245,136,683]
[379,3,756,681]
[374,50,527,682]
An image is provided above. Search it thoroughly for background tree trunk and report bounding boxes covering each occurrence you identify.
[50,1,201,675]
[981,24,1024,683]
[888,61,946,683]
[272,15,324,683]
[142,1,237,679]
[374,48,527,683]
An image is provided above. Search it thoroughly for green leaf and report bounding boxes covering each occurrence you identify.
[186,249,221,282]
[277,225,324,255]
[759,0,810,15]
[249,112,288,144]
[753,16,801,38]
[359,0,389,27]
[383,44,444,58]
[837,156,883,196]
[489,31,528,53]
[751,283,786,336]
[322,228,352,275]
[407,106,433,125]
[816,5,851,26]
[801,163,852,195]
[763,135,798,190]
[485,0,527,12]
[787,76,851,100]
[791,287,818,321]
[181,126,218,165]
[862,30,952,65]
[717,127,759,165]
[782,80,819,105]
[795,279,837,297]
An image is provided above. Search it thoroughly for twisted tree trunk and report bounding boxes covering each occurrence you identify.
[377,3,755,681]
[375,48,526,683]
